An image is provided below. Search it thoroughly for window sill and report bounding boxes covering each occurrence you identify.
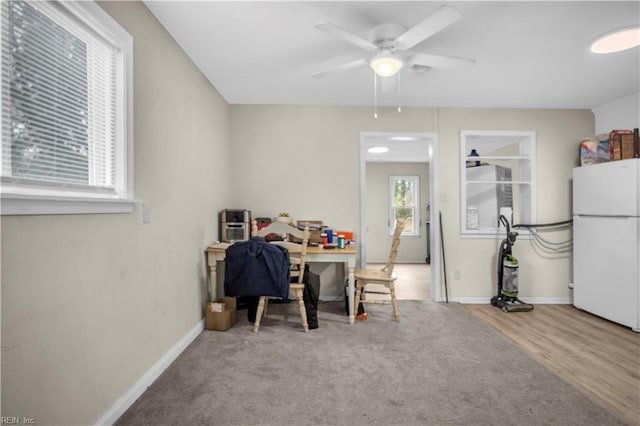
[1,194,137,215]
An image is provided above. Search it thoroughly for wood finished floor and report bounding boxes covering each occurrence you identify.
[364,263,431,300]
[465,304,640,425]
[367,263,640,425]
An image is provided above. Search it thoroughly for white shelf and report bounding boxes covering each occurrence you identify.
[460,130,536,238]
[466,180,532,185]
[465,156,531,161]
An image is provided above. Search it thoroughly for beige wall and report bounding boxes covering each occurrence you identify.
[366,162,430,263]
[230,105,593,299]
[1,2,231,424]
[229,105,437,296]
[0,2,595,424]
[437,107,592,300]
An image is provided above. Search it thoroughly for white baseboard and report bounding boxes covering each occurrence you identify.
[95,319,205,426]
[321,295,572,305]
[452,297,572,305]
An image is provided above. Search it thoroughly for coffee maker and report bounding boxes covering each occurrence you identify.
[219,209,251,242]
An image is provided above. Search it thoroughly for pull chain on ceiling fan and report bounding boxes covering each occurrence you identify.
[373,69,402,119]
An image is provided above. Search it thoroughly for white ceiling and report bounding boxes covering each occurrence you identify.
[143,1,639,110]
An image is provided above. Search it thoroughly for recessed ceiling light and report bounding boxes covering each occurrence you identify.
[368,146,389,154]
[591,27,640,54]
[389,136,416,141]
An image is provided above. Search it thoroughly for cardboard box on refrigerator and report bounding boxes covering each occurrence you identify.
[609,130,635,160]
[205,298,237,331]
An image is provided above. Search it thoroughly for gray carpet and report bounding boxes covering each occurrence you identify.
[116,300,627,426]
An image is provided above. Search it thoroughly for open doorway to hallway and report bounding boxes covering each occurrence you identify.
[359,131,440,302]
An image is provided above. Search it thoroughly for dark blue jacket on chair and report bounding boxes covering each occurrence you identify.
[224,237,290,299]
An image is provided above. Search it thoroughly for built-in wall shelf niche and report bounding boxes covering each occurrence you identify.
[460,130,536,238]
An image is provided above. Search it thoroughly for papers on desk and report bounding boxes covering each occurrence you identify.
[209,241,231,249]
[297,221,323,231]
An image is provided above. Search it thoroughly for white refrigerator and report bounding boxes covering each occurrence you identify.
[573,158,640,332]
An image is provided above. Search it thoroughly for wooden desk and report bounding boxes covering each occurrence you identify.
[206,244,358,324]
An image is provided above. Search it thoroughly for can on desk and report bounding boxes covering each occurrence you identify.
[338,234,345,249]
[325,229,333,244]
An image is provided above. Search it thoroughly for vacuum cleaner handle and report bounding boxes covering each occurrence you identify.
[498,214,510,233]
[499,214,518,245]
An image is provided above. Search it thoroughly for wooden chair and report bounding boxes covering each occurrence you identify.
[253,220,310,333]
[353,218,406,320]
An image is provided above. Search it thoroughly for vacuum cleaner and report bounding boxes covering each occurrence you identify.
[490,215,534,313]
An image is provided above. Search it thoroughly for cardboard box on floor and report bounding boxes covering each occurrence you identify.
[205,297,236,331]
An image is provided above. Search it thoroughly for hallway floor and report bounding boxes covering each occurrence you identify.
[364,263,431,301]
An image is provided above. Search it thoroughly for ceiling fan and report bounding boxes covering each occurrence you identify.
[312,5,475,79]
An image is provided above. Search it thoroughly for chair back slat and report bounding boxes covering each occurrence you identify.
[254,220,310,286]
[254,220,306,240]
[248,219,311,332]
[383,218,405,276]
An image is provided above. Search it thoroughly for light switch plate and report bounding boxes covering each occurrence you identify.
[143,202,151,224]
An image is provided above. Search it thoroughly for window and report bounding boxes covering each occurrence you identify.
[389,175,420,236]
[1,0,133,214]
[460,131,536,237]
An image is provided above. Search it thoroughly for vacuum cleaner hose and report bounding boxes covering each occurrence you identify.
[514,219,573,228]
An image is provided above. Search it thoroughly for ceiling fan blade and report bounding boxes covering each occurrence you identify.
[407,52,475,70]
[312,57,369,79]
[395,5,462,51]
[315,22,378,51]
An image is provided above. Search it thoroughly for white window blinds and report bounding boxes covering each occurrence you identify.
[1,0,130,202]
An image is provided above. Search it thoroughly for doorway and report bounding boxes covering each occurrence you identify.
[359,132,441,302]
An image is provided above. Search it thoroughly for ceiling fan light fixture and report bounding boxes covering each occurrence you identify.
[590,27,640,54]
[370,51,403,77]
